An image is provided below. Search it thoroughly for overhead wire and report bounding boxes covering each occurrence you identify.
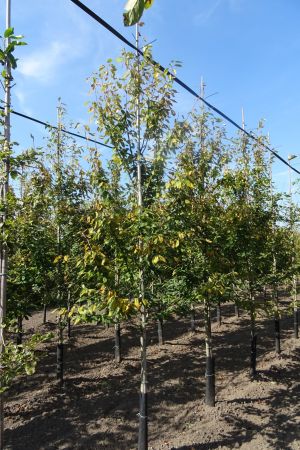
[69,0,300,176]
[0,105,113,149]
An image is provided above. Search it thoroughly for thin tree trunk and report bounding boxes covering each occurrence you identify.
[16,316,23,346]
[157,319,163,345]
[67,316,71,340]
[67,290,71,339]
[294,306,299,339]
[273,287,281,354]
[55,104,64,388]
[43,303,47,324]
[114,322,121,363]
[0,3,11,447]
[232,284,240,317]
[234,304,240,317]
[136,23,147,450]
[204,301,215,406]
[216,302,221,326]
[56,318,64,387]
[249,307,257,378]
[274,317,280,354]
[263,286,267,304]
[138,306,148,450]
[293,277,298,339]
[190,307,196,332]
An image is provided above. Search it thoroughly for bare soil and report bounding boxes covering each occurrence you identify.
[4,304,300,450]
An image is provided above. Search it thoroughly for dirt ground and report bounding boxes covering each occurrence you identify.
[3,303,300,450]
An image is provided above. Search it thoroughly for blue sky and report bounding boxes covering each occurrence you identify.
[1,0,300,193]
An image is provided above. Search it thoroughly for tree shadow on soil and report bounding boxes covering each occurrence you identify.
[4,307,299,450]
[171,350,300,450]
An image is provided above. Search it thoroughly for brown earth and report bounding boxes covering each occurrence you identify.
[4,303,300,450]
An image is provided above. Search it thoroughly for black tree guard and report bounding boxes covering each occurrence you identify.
[274,318,281,354]
[157,319,163,345]
[250,334,257,377]
[56,343,64,386]
[294,308,299,339]
[190,310,196,332]
[216,303,222,326]
[115,323,121,363]
[138,392,148,450]
[205,356,215,407]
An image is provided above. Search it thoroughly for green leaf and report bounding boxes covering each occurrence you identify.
[123,0,145,26]
[4,27,14,38]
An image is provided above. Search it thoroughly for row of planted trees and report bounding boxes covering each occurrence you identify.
[1,30,299,449]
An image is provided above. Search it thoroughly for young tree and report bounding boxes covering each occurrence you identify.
[223,125,275,377]
[75,42,181,449]
[164,106,234,405]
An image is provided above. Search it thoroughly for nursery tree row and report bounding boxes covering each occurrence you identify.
[1,29,299,450]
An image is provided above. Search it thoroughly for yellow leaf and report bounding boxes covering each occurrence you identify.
[152,255,166,264]
[133,298,141,310]
[145,0,154,9]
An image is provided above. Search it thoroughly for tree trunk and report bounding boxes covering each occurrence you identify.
[249,309,257,378]
[16,316,23,346]
[67,317,71,340]
[43,303,47,324]
[56,318,64,387]
[263,286,267,304]
[274,318,281,354]
[157,319,163,345]
[115,322,121,363]
[234,304,240,318]
[293,277,298,338]
[67,291,71,339]
[0,3,12,447]
[273,287,281,354]
[138,307,148,450]
[190,307,196,332]
[136,24,147,450]
[294,307,299,339]
[204,301,215,407]
[216,302,221,326]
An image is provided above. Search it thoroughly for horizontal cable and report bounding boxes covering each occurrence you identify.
[0,105,113,149]
[69,0,300,176]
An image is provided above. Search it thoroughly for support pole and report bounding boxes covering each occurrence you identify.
[288,155,299,339]
[0,2,12,448]
[135,24,148,450]
[55,102,64,387]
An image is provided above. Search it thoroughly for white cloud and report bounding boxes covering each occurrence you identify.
[17,40,80,84]
[194,0,243,25]
[14,88,33,116]
[194,0,222,25]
